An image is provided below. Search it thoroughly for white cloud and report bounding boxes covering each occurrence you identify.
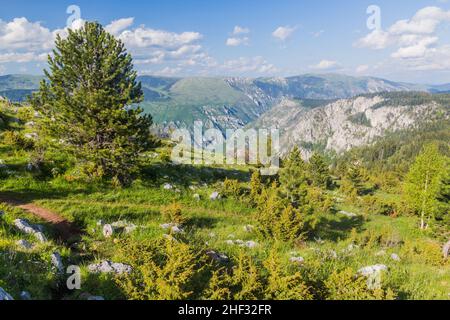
[272,26,296,41]
[0,52,47,63]
[310,59,339,70]
[226,37,249,46]
[355,6,450,71]
[105,18,134,35]
[233,26,250,35]
[0,17,54,51]
[118,28,202,49]
[221,56,278,75]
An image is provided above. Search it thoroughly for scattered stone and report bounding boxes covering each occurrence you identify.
[244,241,258,248]
[34,224,45,233]
[16,239,33,250]
[209,191,220,200]
[243,225,254,233]
[102,224,114,238]
[346,244,358,252]
[14,219,47,242]
[51,252,64,273]
[0,287,13,300]
[20,291,31,300]
[14,219,37,234]
[163,183,173,190]
[234,239,244,245]
[24,133,38,140]
[25,121,35,127]
[160,223,173,230]
[225,240,234,245]
[206,250,229,263]
[189,185,196,191]
[390,253,401,262]
[34,232,47,243]
[170,225,183,234]
[339,211,357,218]
[96,220,104,226]
[163,234,178,242]
[443,240,450,260]
[289,256,305,265]
[358,264,388,277]
[193,194,201,201]
[88,261,132,275]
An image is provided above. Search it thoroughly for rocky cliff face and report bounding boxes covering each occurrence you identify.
[249,93,449,156]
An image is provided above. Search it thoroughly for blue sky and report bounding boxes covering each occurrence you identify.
[1,0,450,83]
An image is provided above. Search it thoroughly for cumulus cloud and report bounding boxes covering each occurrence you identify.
[232,26,250,35]
[0,17,54,51]
[226,37,249,46]
[105,18,134,35]
[272,26,296,41]
[310,59,339,70]
[355,6,450,71]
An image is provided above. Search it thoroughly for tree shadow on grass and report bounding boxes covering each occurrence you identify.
[311,215,365,242]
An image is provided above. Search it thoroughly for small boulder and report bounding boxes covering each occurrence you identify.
[443,240,450,260]
[193,194,201,201]
[358,264,388,277]
[88,260,132,275]
[51,252,64,273]
[20,291,31,300]
[16,239,33,250]
[243,225,254,233]
[163,183,173,190]
[0,287,13,300]
[244,241,258,249]
[209,192,220,201]
[206,250,229,263]
[102,224,114,238]
[34,232,47,243]
[289,256,305,265]
[390,253,401,262]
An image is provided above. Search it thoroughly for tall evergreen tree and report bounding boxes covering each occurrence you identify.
[404,144,447,230]
[279,146,309,205]
[308,152,331,189]
[31,21,153,184]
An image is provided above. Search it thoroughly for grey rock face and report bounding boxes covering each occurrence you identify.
[443,240,450,259]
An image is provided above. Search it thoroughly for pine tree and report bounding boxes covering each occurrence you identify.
[31,21,153,185]
[249,170,263,205]
[308,152,332,189]
[279,146,309,205]
[404,144,447,230]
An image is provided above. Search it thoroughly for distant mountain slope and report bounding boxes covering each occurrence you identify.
[0,75,43,102]
[247,92,450,156]
[1,73,449,132]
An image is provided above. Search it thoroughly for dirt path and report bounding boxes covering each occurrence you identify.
[0,194,81,243]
